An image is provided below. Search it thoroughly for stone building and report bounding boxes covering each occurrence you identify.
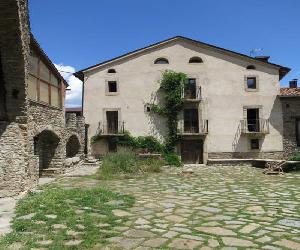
[0,0,85,197]
[75,36,290,164]
[280,79,300,158]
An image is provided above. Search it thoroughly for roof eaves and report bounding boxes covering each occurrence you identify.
[75,35,290,80]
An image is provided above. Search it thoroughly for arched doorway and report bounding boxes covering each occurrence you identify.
[66,135,80,158]
[34,130,60,176]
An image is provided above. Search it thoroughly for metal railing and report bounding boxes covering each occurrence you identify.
[240,119,269,134]
[96,121,125,135]
[178,119,208,134]
[183,86,202,100]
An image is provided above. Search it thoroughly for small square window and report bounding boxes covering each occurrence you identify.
[247,77,257,89]
[250,139,260,149]
[144,104,151,113]
[108,81,117,92]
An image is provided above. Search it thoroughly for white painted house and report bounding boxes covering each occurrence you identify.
[75,36,289,164]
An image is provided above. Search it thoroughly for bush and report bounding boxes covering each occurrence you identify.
[136,136,165,153]
[289,152,300,161]
[97,152,165,179]
[163,153,182,167]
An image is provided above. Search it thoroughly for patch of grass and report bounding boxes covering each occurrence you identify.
[0,185,134,249]
[289,152,300,161]
[163,152,182,167]
[97,152,166,179]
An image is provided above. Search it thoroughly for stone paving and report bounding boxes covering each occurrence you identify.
[64,165,300,249]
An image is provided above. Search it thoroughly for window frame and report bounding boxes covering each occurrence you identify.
[189,56,203,64]
[154,57,169,65]
[105,79,119,96]
[28,51,62,108]
[244,75,259,92]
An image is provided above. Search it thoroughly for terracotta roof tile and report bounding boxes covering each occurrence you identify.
[280,88,300,97]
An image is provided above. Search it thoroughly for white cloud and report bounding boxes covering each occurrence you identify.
[54,64,82,108]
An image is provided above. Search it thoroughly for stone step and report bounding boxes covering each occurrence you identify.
[40,168,63,177]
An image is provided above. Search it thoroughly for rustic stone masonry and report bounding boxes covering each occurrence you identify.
[208,151,283,160]
[0,0,86,197]
[280,97,300,158]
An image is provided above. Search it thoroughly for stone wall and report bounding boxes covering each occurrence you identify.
[281,97,300,158]
[0,0,86,197]
[0,0,31,197]
[208,151,283,160]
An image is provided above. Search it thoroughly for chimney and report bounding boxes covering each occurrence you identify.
[289,79,298,88]
[255,56,270,62]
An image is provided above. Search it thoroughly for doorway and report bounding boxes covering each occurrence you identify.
[184,109,199,133]
[247,108,259,132]
[106,111,118,134]
[181,140,203,164]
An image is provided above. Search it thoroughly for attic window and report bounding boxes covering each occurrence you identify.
[189,57,203,64]
[154,58,169,64]
[108,69,116,73]
[246,65,256,70]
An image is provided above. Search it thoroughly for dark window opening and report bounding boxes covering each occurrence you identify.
[108,81,117,92]
[250,139,260,149]
[145,105,151,113]
[246,65,256,70]
[184,109,199,133]
[108,69,116,73]
[247,77,257,89]
[247,108,260,132]
[296,119,300,146]
[185,78,197,99]
[154,58,169,64]
[189,56,203,63]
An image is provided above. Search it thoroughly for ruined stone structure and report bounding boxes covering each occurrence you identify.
[280,79,300,158]
[0,0,85,197]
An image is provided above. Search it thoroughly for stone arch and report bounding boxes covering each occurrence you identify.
[66,134,81,158]
[34,129,60,176]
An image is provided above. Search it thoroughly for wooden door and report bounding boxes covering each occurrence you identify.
[181,140,203,164]
[106,111,118,133]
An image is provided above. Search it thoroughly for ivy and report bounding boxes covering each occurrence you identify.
[150,70,187,152]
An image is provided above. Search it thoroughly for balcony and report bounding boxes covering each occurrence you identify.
[177,119,208,136]
[96,121,125,136]
[240,119,269,136]
[183,86,202,102]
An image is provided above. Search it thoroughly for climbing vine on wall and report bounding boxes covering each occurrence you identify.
[150,70,187,152]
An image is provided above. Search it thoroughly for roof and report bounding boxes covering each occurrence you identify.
[280,88,300,97]
[74,36,290,81]
[65,107,82,112]
[30,34,68,87]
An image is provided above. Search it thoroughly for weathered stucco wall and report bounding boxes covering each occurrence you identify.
[83,40,283,159]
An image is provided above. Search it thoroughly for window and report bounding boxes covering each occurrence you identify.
[144,104,151,113]
[189,56,203,63]
[246,77,257,89]
[28,50,62,108]
[185,78,197,99]
[154,58,169,64]
[108,69,116,73]
[246,65,256,70]
[108,81,117,92]
[250,139,260,149]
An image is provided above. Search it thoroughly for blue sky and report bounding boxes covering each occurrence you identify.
[29,0,300,107]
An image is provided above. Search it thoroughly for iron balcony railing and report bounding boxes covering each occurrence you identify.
[96,121,125,135]
[177,119,208,135]
[182,86,202,101]
[240,119,269,134]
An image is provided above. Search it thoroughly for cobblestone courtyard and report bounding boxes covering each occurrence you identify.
[60,166,300,249]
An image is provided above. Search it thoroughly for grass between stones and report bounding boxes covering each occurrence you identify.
[0,184,134,249]
[96,152,166,179]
